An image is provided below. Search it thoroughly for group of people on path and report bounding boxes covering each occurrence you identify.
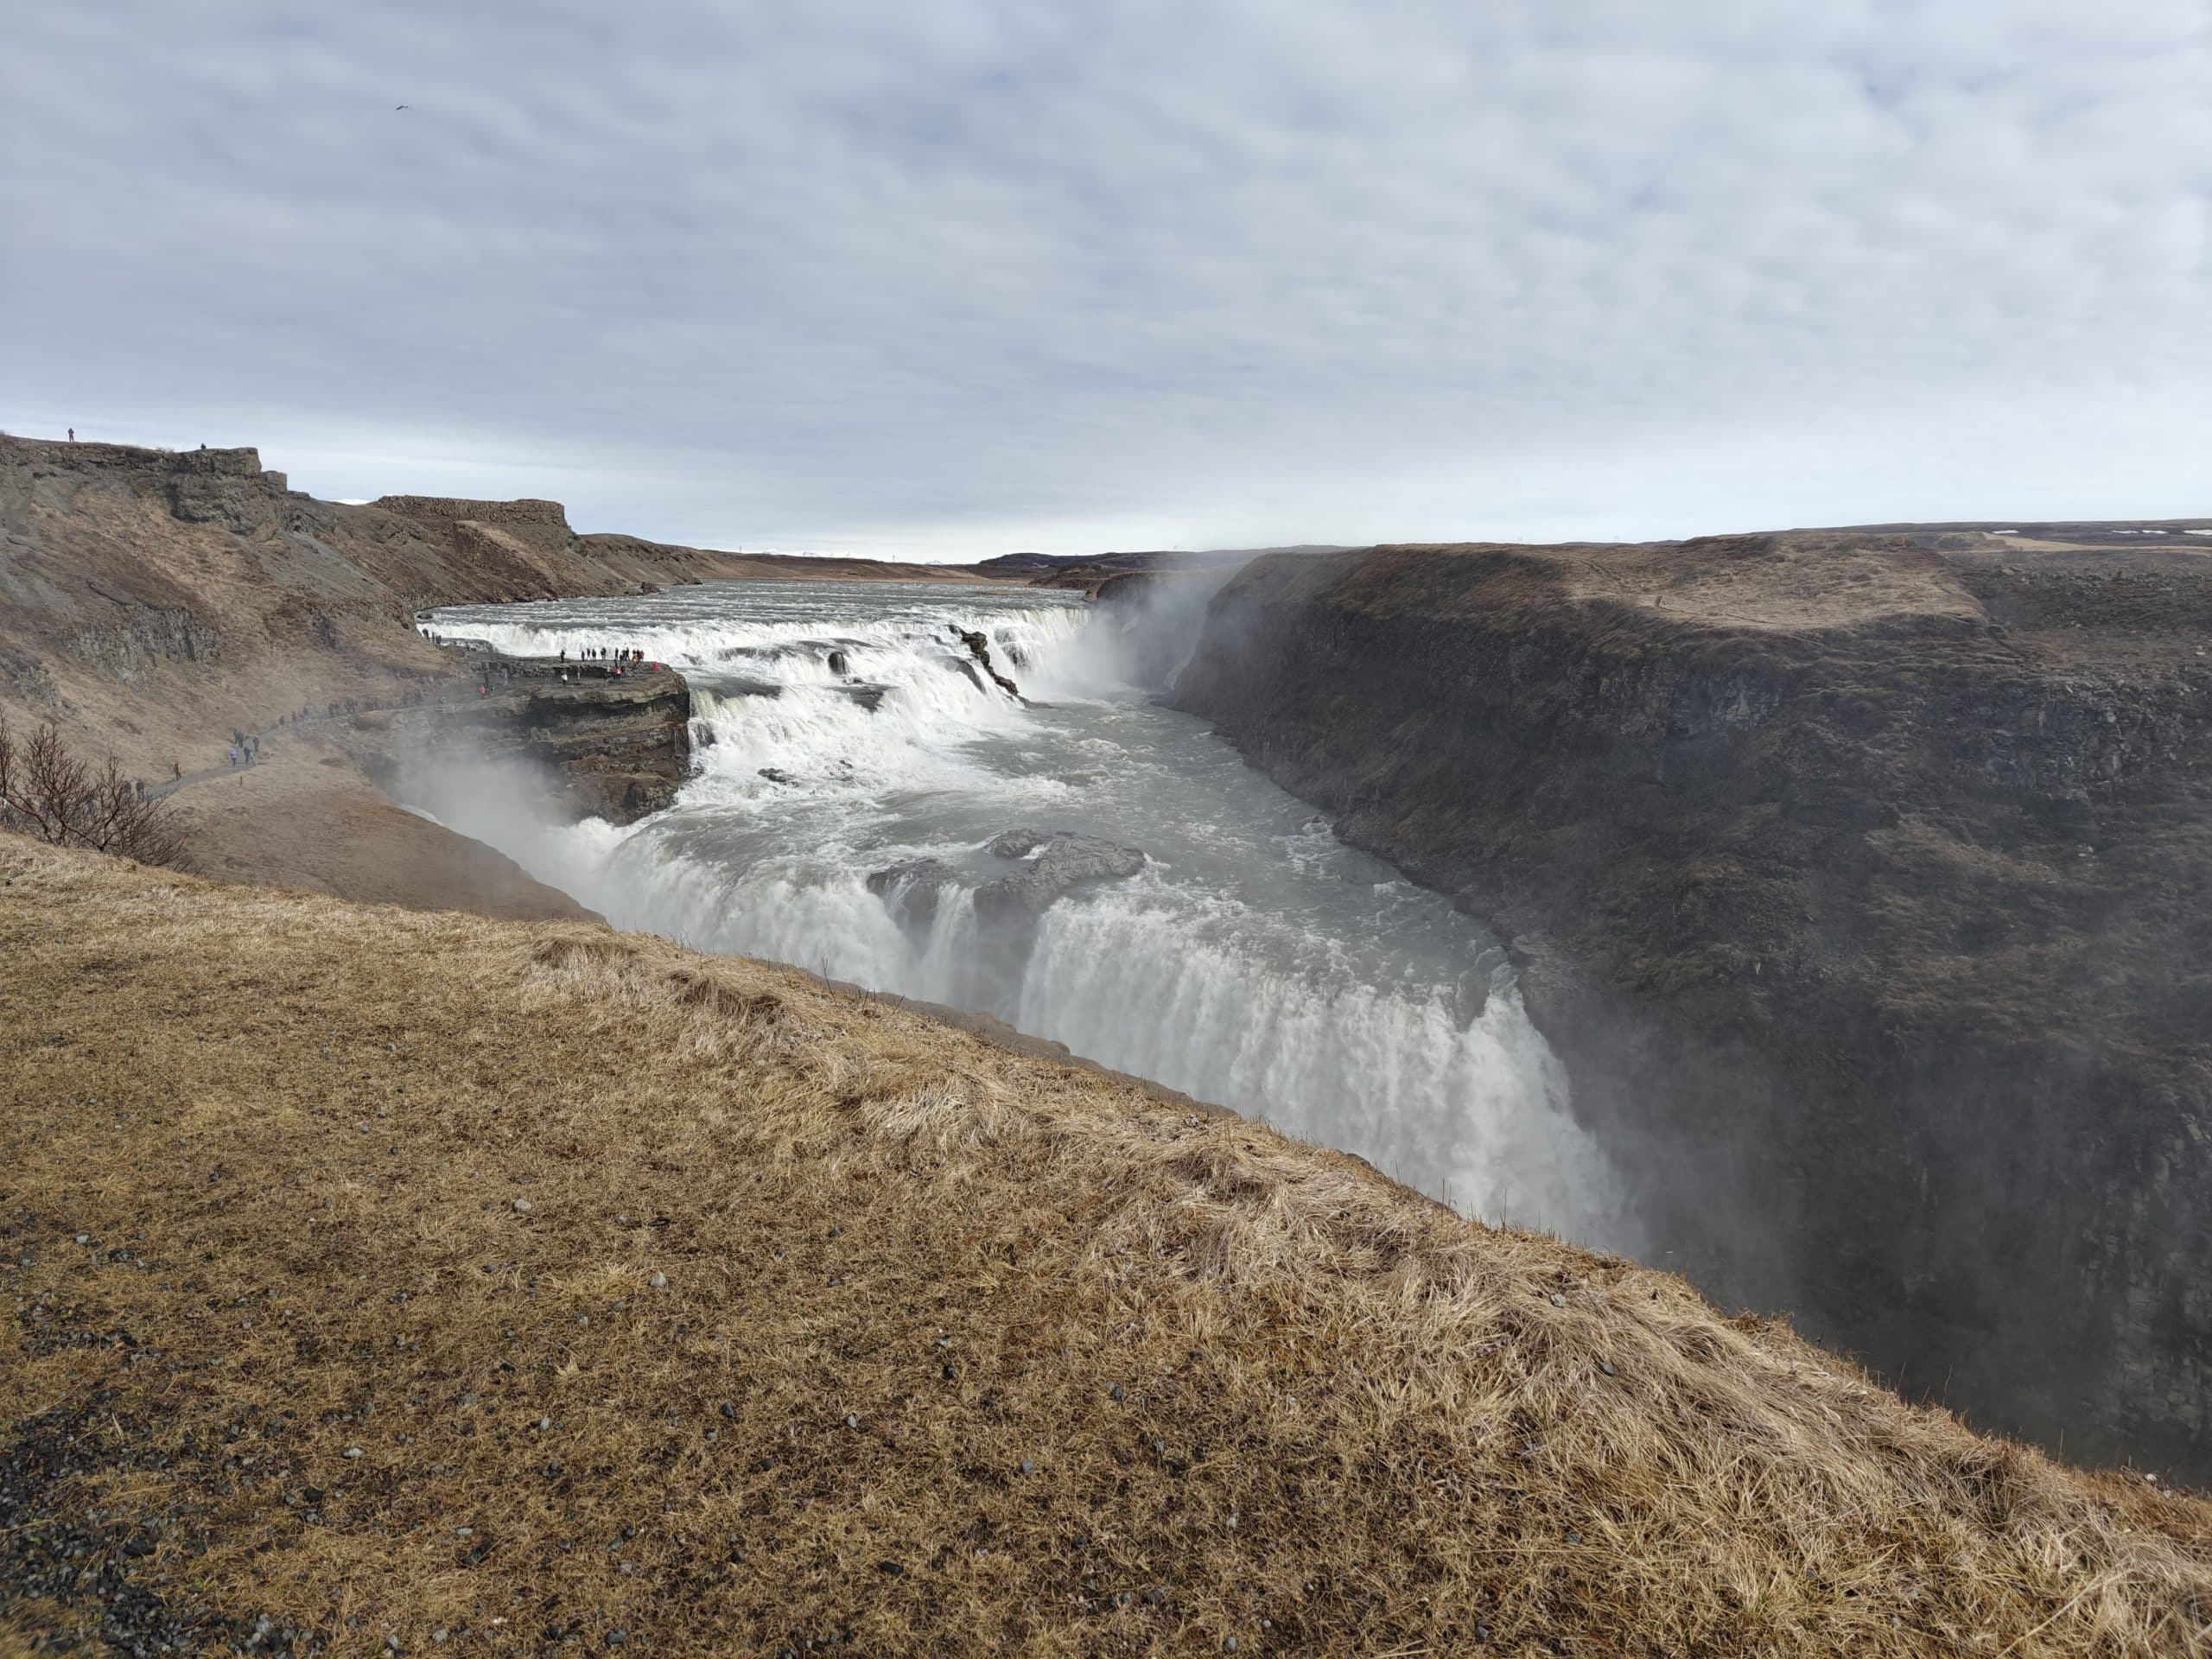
[556,644,660,683]
[414,617,670,688]
[146,688,473,800]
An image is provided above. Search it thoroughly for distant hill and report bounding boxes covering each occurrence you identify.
[969,545,1348,591]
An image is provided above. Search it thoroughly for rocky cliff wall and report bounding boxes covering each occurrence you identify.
[370,494,572,529]
[364,666,694,825]
[1175,535,2212,1475]
[38,442,270,479]
[0,435,772,767]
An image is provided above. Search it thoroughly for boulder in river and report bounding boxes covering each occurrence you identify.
[866,857,966,927]
[975,831,1145,921]
[828,650,849,676]
[985,827,1072,859]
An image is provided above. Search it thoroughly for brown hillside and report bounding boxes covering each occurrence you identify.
[167,748,596,924]
[5,841,2210,1656]
[0,435,987,779]
[0,434,995,907]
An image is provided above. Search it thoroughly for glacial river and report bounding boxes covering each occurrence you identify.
[421,578,1633,1247]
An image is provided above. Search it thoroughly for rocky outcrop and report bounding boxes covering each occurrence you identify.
[1092,569,1166,608]
[865,857,965,927]
[956,629,1020,697]
[984,829,1058,858]
[1176,531,2212,1475]
[365,664,693,825]
[863,831,1148,933]
[371,495,572,530]
[975,830,1146,921]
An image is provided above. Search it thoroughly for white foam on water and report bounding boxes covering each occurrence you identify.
[1015,881,1615,1233]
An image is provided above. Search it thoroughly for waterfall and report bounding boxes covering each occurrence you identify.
[419,577,1639,1249]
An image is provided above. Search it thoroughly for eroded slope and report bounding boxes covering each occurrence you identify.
[1175,532,2212,1475]
[3,842,2210,1656]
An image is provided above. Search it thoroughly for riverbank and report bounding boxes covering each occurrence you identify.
[0,434,1013,772]
[9,838,2212,1656]
[0,434,1011,910]
[1173,526,2212,1475]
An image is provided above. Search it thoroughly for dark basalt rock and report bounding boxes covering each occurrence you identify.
[955,628,1020,697]
[364,665,694,828]
[1173,532,2212,1477]
[1093,569,1166,608]
[985,827,1068,859]
[828,649,849,676]
[975,831,1145,921]
[863,832,1148,931]
[865,857,965,927]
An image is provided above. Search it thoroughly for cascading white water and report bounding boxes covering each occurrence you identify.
[419,578,1637,1249]
[1016,893,1586,1227]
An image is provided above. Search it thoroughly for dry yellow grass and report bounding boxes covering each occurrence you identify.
[4,839,2210,1656]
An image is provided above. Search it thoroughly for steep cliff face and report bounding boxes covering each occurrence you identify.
[1176,532,2212,1473]
[358,666,694,825]
[0,435,987,772]
[0,436,759,767]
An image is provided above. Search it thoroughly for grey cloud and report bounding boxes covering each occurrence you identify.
[3,1,2207,553]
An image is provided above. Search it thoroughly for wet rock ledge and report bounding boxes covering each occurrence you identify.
[362,661,693,824]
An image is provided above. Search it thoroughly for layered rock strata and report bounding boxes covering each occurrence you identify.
[1175,531,2212,1474]
[0,434,992,772]
[975,830,1147,921]
[359,664,693,825]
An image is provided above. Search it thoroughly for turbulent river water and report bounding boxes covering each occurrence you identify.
[420,578,1636,1249]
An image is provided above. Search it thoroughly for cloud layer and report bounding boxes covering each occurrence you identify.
[4,2,2208,551]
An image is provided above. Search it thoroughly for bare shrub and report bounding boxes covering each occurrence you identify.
[0,713,187,867]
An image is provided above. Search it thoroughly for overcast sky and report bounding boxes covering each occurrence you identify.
[4,3,2208,555]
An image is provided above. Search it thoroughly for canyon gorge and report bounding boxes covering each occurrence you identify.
[7,432,2210,1478]
[1174,530,2212,1471]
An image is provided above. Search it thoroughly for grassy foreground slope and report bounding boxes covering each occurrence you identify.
[4,845,2210,1657]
